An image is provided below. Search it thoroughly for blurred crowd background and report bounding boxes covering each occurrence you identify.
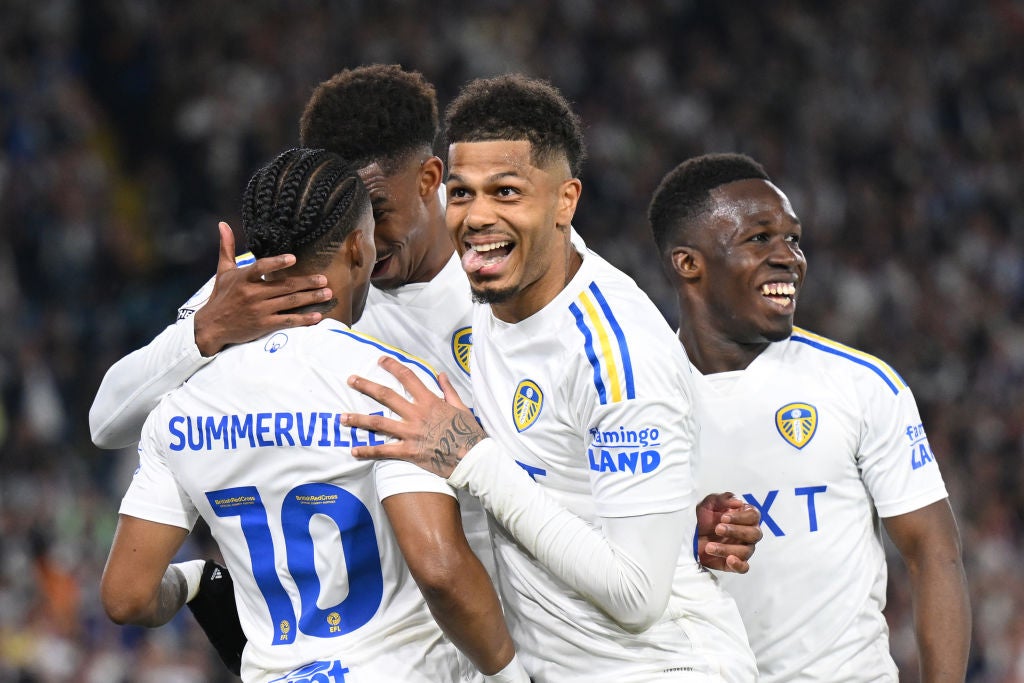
[1,0,1022,680]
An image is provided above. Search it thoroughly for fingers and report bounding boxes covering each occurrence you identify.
[216,222,238,273]
[347,372,413,414]
[703,542,752,574]
[724,554,751,574]
[262,286,333,313]
[438,372,469,410]
[377,357,438,402]
[720,502,761,530]
[247,253,301,282]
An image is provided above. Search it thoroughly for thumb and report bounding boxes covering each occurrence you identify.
[216,222,238,273]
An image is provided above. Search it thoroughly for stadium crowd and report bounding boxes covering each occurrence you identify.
[0,1,1021,680]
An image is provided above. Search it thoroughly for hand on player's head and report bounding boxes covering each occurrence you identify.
[193,222,333,356]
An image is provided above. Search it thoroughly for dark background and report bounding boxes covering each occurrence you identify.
[1,1,1021,680]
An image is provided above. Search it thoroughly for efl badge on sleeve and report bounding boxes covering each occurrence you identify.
[776,403,817,449]
[451,326,472,376]
[513,379,544,432]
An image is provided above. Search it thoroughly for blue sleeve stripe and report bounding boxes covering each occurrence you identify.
[569,301,609,404]
[588,283,635,400]
[234,251,256,266]
[328,328,442,391]
[791,329,905,395]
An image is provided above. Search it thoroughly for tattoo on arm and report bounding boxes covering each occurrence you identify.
[429,412,485,475]
[147,565,190,627]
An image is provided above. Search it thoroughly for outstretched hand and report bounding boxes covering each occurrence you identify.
[696,492,762,573]
[192,222,333,356]
[341,356,486,478]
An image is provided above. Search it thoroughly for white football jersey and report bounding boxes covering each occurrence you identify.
[470,246,754,681]
[693,328,949,683]
[120,320,477,683]
[357,255,493,576]
[360,253,474,403]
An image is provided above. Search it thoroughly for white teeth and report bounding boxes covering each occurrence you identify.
[761,282,796,297]
[471,241,511,253]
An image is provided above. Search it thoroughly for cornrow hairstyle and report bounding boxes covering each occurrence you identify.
[299,64,438,174]
[443,74,587,178]
[648,153,770,254]
[241,148,369,271]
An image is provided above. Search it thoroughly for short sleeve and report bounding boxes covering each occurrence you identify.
[858,381,949,518]
[118,413,200,530]
[374,460,457,501]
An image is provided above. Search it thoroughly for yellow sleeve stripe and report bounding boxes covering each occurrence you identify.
[792,327,907,392]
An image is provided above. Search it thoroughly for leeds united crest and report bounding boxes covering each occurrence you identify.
[451,327,472,376]
[775,403,817,449]
[513,380,544,432]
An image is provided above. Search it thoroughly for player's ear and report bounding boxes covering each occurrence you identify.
[419,156,443,198]
[556,178,582,227]
[345,227,367,269]
[671,246,702,281]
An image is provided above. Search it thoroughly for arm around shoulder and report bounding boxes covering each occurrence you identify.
[90,315,213,449]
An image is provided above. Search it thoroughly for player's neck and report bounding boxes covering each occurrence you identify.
[406,216,454,285]
[678,319,768,374]
[491,245,582,323]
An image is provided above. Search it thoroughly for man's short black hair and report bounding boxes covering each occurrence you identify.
[241,148,368,271]
[648,153,770,254]
[443,73,587,177]
[299,64,438,174]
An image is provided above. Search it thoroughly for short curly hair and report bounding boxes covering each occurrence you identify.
[648,153,770,255]
[241,148,369,271]
[299,64,438,174]
[443,74,586,177]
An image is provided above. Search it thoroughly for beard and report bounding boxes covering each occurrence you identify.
[470,283,519,305]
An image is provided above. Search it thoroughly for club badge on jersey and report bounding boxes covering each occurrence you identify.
[451,327,472,376]
[513,379,544,432]
[775,402,818,449]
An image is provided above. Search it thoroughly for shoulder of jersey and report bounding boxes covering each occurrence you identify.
[788,327,907,396]
[322,325,441,387]
[564,277,678,405]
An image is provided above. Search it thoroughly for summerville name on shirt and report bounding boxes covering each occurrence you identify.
[166,411,385,452]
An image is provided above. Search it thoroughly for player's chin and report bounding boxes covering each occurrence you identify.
[470,281,519,305]
[761,319,795,342]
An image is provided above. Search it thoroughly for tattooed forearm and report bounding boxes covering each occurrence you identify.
[429,412,486,476]
[141,565,190,627]
[452,413,484,444]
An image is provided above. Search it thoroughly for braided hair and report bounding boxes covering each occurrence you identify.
[241,148,369,271]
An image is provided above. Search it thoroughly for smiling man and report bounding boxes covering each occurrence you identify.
[648,153,971,682]
[342,74,758,682]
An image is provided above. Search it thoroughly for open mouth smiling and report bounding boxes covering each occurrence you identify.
[761,281,797,306]
[461,239,515,274]
[372,251,392,276]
